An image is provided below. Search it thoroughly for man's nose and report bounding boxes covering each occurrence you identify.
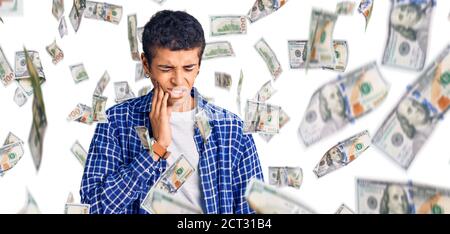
[171,69,185,85]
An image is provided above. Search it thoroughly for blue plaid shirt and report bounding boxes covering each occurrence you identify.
[80,87,264,214]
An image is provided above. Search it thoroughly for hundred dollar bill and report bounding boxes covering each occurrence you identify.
[69,63,89,83]
[314,130,370,178]
[299,61,389,146]
[382,0,435,71]
[135,63,145,82]
[58,17,68,38]
[247,0,288,23]
[0,132,24,176]
[210,15,247,36]
[305,9,338,71]
[236,69,244,115]
[373,45,450,169]
[14,50,46,96]
[214,72,232,90]
[150,154,195,194]
[69,2,83,32]
[45,40,64,65]
[52,0,64,21]
[335,203,355,214]
[92,95,107,123]
[25,48,47,172]
[141,189,202,214]
[67,103,94,125]
[114,81,135,103]
[17,189,40,214]
[269,166,303,189]
[255,38,282,80]
[0,45,14,86]
[93,70,110,96]
[245,178,315,214]
[135,126,152,151]
[289,40,349,71]
[358,0,374,31]
[70,140,87,167]
[244,99,280,134]
[336,1,356,15]
[137,26,144,43]
[411,183,450,214]
[84,1,122,24]
[255,80,276,102]
[65,192,90,214]
[202,41,235,60]
[14,87,28,107]
[259,107,289,142]
[195,109,212,143]
[0,0,23,16]
[127,14,140,61]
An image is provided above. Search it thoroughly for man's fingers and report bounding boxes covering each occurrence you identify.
[161,92,169,116]
[155,86,164,117]
[150,85,158,114]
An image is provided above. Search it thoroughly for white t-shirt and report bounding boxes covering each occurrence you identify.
[166,108,206,213]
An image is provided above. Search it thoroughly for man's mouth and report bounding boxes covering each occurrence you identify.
[168,86,189,99]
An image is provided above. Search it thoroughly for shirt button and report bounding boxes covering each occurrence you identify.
[127,192,132,196]
[159,168,162,172]
[145,168,149,173]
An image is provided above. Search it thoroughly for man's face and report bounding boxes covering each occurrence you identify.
[142,47,200,108]
[387,185,408,214]
[397,98,427,126]
[391,5,420,28]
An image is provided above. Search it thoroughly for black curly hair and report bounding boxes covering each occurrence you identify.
[142,10,206,68]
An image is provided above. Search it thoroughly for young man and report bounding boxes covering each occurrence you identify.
[80,10,264,214]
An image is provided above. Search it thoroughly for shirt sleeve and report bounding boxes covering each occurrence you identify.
[79,111,159,214]
[232,132,264,214]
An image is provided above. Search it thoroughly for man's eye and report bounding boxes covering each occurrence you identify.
[161,69,171,72]
[185,67,195,71]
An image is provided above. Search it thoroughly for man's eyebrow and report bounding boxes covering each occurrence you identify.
[157,64,175,68]
[183,64,197,67]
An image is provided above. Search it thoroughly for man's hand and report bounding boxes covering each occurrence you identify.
[150,83,172,149]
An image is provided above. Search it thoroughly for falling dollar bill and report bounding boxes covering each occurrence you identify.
[245,178,315,214]
[202,41,235,60]
[195,109,212,143]
[135,126,152,150]
[45,40,64,65]
[93,70,110,96]
[259,107,289,142]
[65,192,90,214]
[69,63,89,83]
[84,1,123,24]
[305,9,338,71]
[67,103,94,125]
[135,63,145,82]
[255,38,282,80]
[214,72,232,90]
[14,87,28,107]
[25,48,47,172]
[70,140,87,167]
[336,1,356,15]
[17,189,40,214]
[141,189,202,214]
[68,1,84,32]
[244,99,281,134]
[247,0,288,23]
[92,95,107,123]
[314,130,370,178]
[358,0,374,31]
[288,40,348,72]
[137,26,144,43]
[114,81,135,103]
[58,17,69,38]
[335,204,355,214]
[14,50,46,96]
[0,132,24,176]
[0,0,23,16]
[299,61,389,146]
[52,0,64,21]
[0,45,15,86]
[127,14,140,61]
[236,69,244,115]
[373,45,449,169]
[210,15,247,36]
[255,80,276,102]
[357,178,450,214]
[382,0,435,71]
[269,166,303,189]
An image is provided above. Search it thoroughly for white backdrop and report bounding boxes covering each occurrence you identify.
[0,0,449,214]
